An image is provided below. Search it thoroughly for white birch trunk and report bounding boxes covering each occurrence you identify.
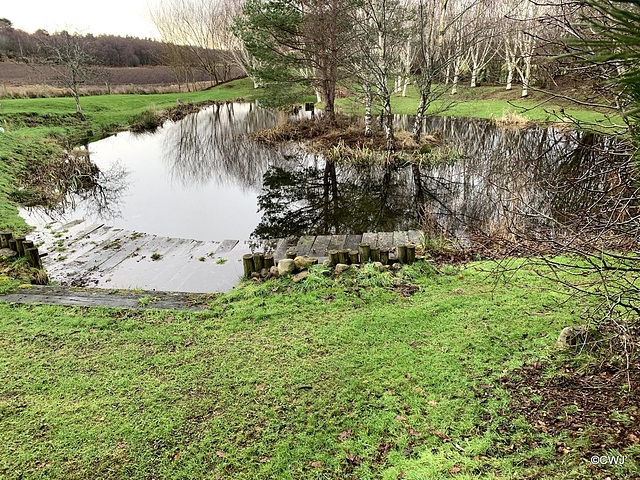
[364,84,373,137]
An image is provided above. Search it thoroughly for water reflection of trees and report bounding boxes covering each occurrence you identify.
[161,102,304,190]
[252,116,630,240]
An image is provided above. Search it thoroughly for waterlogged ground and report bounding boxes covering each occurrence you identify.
[2,262,636,479]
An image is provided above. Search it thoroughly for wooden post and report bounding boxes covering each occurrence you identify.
[22,240,34,252]
[397,244,407,264]
[8,239,17,252]
[370,247,380,262]
[380,248,390,265]
[338,249,350,265]
[286,249,297,259]
[243,254,254,278]
[253,253,265,271]
[25,247,42,268]
[0,232,12,248]
[14,236,26,256]
[328,250,339,266]
[406,243,416,265]
[264,255,275,270]
[358,243,371,263]
[349,250,359,265]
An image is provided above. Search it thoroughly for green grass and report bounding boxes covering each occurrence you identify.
[1,262,632,479]
[337,84,623,128]
[0,78,267,138]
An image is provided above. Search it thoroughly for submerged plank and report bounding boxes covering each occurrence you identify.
[310,235,332,257]
[344,234,363,252]
[376,232,394,248]
[393,231,408,247]
[407,230,423,245]
[295,235,316,257]
[327,234,347,252]
[361,232,378,248]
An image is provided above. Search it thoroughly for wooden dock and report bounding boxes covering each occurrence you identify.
[23,220,425,293]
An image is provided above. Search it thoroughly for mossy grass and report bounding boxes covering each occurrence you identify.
[1,261,632,479]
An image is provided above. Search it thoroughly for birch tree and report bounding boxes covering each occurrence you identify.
[351,0,408,150]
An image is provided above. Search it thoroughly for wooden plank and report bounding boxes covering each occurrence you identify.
[344,234,363,252]
[361,232,378,248]
[377,232,394,248]
[216,239,239,254]
[327,234,346,251]
[407,230,423,245]
[295,235,316,257]
[272,238,288,261]
[393,231,408,247]
[310,235,332,257]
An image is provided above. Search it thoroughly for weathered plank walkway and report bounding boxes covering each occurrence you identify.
[0,285,212,311]
[19,220,424,294]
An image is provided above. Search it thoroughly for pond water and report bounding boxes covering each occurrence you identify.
[22,102,629,244]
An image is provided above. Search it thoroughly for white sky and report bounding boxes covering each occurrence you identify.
[2,0,161,39]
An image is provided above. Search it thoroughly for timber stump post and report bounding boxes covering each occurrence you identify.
[25,247,42,268]
[1,232,13,249]
[243,254,254,278]
[358,243,371,263]
[380,248,390,265]
[14,236,26,256]
[406,243,416,265]
[397,244,408,264]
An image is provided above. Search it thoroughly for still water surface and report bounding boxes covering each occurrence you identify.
[22,102,625,242]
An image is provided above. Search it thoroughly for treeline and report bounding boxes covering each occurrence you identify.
[0,18,169,67]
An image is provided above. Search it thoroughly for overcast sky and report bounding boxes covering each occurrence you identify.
[3,0,161,39]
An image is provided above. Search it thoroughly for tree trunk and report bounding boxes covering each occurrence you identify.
[364,84,373,137]
[412,84,430,144]
[506,61,513,90]
[521,55,531,97]
[470,67,478,88]
[382,93,394,151]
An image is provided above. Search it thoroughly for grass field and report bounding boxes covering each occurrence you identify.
[2,262,633,479]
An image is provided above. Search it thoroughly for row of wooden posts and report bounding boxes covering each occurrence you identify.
[242,242,417,278]
[325,242,417,267]
[0,232,43,268]
[243,253,276,278]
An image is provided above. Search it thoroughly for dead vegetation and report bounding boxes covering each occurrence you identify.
[249,114,440,157]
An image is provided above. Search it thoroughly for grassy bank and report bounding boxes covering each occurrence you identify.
[1,262,633,479]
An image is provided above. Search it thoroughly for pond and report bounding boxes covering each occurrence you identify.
[21,102,629,246]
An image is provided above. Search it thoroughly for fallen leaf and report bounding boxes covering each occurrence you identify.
[428,400,438,408]
[256,384,265,391]
[407,428,422,437]
[310,461,322,468]
[173,453,180,461]
[449,466,461,474]
[345,453,361,464]
[337,428,352,442]
[413,386,423,392]
[629,433,640,443]
[395,415,407,422]
[216,450,226,458]
[429,430,450,442]
[260,456,271,463]
[405,373,411,379]
[89,328,99,333]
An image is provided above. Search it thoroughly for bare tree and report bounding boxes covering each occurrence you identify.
[35,30,95,117]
